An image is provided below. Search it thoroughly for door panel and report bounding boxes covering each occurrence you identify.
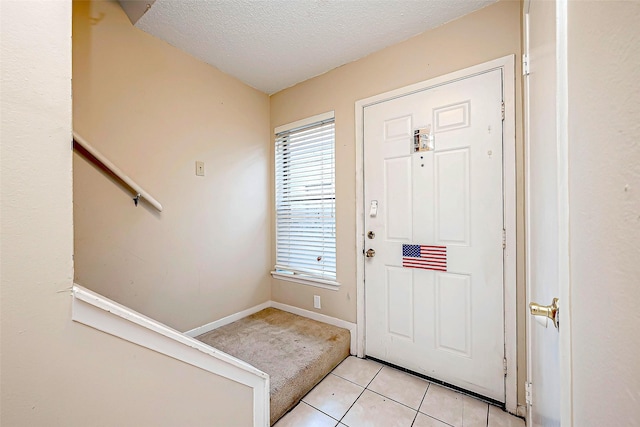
[384,116,412,140]
[435,273,471,357]
[364,69,505,401]
[434,101,470,132]
[435,149,470,244]
[386,266,414,339]
[384,157,412,241]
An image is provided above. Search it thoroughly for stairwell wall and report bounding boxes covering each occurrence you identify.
[72,0,272,332]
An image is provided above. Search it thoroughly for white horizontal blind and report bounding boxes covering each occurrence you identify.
[275,116,336,281]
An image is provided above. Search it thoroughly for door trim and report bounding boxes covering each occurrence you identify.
[354,55,517,412]
[523,4,533,424]
[523,0,574,424]
[555,3,573,424]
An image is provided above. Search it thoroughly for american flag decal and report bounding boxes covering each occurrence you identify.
[402,244,447,272]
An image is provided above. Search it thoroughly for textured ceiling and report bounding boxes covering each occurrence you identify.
[136,0,497,94]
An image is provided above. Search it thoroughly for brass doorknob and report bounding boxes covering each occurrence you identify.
[366,249,376,258]
[530,298,559,329]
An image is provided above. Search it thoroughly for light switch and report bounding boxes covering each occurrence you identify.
[195,161,205,176]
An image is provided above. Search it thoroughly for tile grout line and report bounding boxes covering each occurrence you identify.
[299,374,356,424]
[303,404,343,426]
[460,395,491,427]
[275,401,337,427]
[336,364,447,422]
[312,360,500,427]
[410,382,430,427]
[414,385,459,427]
[366,364,431,410]
[484,399,490,427]
[367,356,503,408]
[365,387,427,413]
[300,382,356,424]
[331,368,380,389]
[336,363,384,426]
[295,358,509,427]
[336,386,367,426]
[421,413,456,427]
[299,401,342,425]
[364,364,384,388]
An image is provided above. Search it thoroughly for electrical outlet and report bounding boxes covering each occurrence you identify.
[313,295,321,309]
[195,161,205,176]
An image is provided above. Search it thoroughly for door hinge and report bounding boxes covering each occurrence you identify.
[501,101,505,121]
[503,358,508,377]
[522,53,530,76]
[525,381,533,405]
[502,229,506,249]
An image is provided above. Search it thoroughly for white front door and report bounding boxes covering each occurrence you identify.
[524,0,567,424]
[363,69,505,401]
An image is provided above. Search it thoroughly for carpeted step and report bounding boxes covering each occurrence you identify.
[196,307,350,425]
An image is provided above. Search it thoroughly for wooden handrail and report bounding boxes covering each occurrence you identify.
[73,131,163,212]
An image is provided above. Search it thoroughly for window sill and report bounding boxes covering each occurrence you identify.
[270,271,341,291]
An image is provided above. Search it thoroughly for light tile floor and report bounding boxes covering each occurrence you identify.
[274,356,526,427]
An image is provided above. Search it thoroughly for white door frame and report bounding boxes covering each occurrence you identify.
[523,0,573,424]
[354,55,518,412]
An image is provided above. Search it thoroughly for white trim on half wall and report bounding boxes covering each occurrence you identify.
[71,285,270,427]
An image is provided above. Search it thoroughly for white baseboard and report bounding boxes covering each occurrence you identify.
[184,301,272,337]
[269,301,357,355]
[185,300,358,355]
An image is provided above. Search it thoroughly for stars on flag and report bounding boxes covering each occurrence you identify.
[402,244,447,272]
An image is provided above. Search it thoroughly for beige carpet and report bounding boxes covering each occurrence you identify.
[196,307,350,425]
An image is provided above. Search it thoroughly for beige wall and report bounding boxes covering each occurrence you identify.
[270,0,525,406]
[72,0,272,332]
[0,1,253,425]
[567,2,640,424]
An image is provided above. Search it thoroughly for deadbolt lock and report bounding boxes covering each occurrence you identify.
[367,231,375,239]
[365,249,376,258]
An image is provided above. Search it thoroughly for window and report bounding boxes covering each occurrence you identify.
[272,112,337,287]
